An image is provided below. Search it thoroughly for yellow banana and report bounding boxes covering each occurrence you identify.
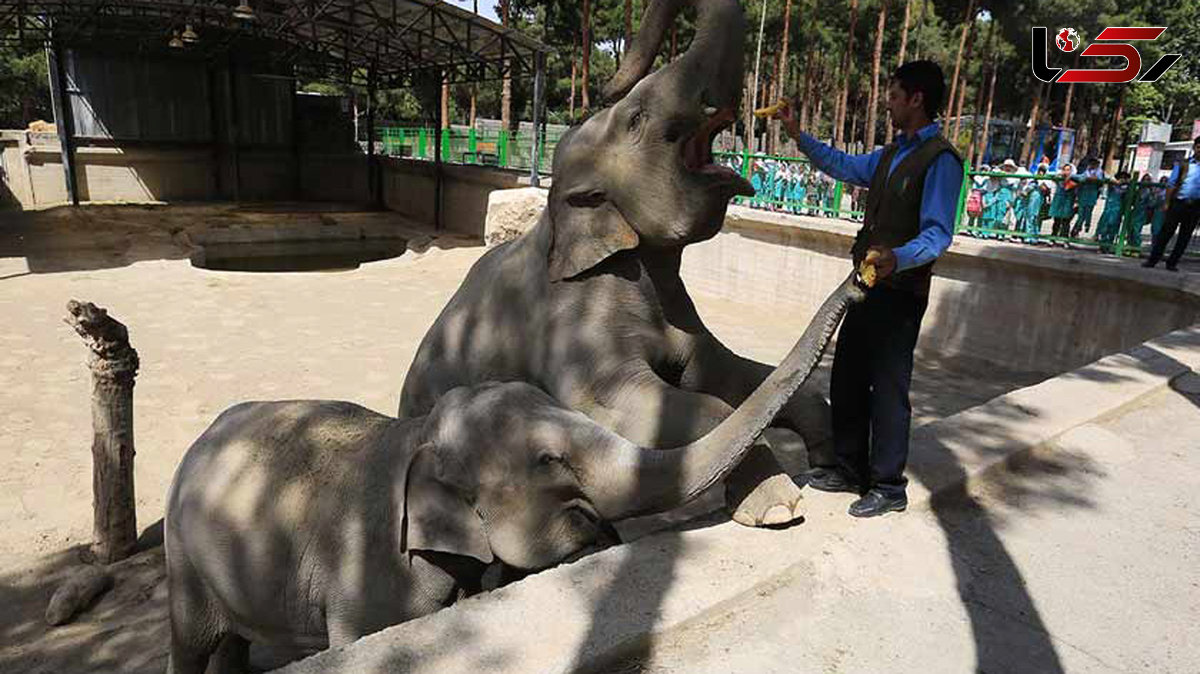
[857,261,878,288]
[754,99,787,118]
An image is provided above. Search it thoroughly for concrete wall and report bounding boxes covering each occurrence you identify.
[381,158,527,237]
[1,131,524,240]
[479,190,1200,376]
[0,131,371,207]
[682,207,1200,374]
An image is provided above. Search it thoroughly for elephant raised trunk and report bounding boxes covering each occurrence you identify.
[603,0,745,108]
[580,272,868,521]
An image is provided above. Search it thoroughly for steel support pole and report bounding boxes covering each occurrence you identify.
[433,70,444,230]
[529,51,545,187]
[227,60,242,202]
[367,63,378,207]
[47,40,78,205]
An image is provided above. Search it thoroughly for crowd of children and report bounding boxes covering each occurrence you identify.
[724,152,1171,255]
[964,156,1170,252]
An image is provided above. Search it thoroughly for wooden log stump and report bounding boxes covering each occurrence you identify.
[64,300,140,564]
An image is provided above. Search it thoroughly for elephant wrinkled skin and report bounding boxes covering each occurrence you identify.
[400,0,828,527]
[164,271,864,673]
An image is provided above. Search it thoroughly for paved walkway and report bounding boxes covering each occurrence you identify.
[597,380,1200,673]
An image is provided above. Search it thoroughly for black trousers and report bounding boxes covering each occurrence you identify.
[829,285,928,497]
[1146,199,1200,268]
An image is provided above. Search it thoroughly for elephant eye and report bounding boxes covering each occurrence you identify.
[628,110,644,132]
[566,191,606,208]
[537,452,564,467]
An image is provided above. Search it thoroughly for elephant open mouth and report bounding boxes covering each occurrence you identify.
[683,106,754,196]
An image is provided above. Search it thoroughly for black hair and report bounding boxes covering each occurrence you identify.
[1115,170,1130,180]
[891,60,945,121]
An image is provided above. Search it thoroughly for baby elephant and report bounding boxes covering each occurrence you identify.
[164,271,866,674]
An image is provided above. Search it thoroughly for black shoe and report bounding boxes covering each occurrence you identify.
[1141,260,1156,268]
[1166,264,1179,272]
[804,468,862,494]
[848,489,907,518]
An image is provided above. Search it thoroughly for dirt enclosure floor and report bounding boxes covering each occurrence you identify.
[0,204,1049,673]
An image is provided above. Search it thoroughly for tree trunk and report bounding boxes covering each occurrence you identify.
[570,30,578,119]
[974,49,997,165]
[1020,80,1045,165]
[500,0,512,132]
[769,50,782,153]
[773,0,793,152]
[834,0,859,149]
[670,23,678,60]
[799,51,813,131]
[865,0,888,150]
[950,81,967,149]
[625,0,633,57]
[65,300,140,565]
[957,16,990,153]
[944,0,977,122]
[913,0,927,61]
[744,70,755,152]
[849,91,860,152]
[1061,49,1081,128]
[582,0,592,113]
[440,78,450,129]
[1103,85,1127,172]
[885,0,912,134]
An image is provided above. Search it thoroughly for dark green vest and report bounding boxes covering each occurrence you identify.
[851,134,961,296]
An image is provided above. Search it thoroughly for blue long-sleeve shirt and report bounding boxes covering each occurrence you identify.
[1168,156,1200,202]
[794,123,965,272]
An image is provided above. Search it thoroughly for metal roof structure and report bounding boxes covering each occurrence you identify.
[0,0,550,87]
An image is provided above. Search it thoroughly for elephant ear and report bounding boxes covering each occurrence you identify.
[547,190,639,282]
[403,443,494,565]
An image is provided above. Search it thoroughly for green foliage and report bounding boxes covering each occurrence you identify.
[0,44,51,129]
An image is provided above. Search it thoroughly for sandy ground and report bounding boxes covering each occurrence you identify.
[0,205,1046,673]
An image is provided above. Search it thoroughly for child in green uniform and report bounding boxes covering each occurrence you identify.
[1126,174,1157,251]
[1020,163,1051,242]
[1049,163,1076,241]
[1070,158,1104,237]
[1096,171,1130,253]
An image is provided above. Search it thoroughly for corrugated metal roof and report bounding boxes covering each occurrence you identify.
[0,0,550,86]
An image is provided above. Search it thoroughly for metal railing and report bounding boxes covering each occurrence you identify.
[379,130,1192,261]
[378,126,564,174]
[714,150,865,220]
[955,169,1182,258]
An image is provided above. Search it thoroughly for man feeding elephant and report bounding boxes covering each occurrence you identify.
[766,60,964,517]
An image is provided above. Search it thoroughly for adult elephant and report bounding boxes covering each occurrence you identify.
[165,273,866,673]
[400,0,827,526]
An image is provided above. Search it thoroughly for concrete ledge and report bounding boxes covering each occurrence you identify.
[270,324,1200,674]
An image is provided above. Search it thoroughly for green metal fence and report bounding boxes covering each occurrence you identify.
[379,126,564,174]
[382,129,1187,261]
[956,169,1171,258]
[714,150,865,220]
[714,148,1185,260]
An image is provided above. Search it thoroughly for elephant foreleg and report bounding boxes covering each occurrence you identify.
[583,365,804,527]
